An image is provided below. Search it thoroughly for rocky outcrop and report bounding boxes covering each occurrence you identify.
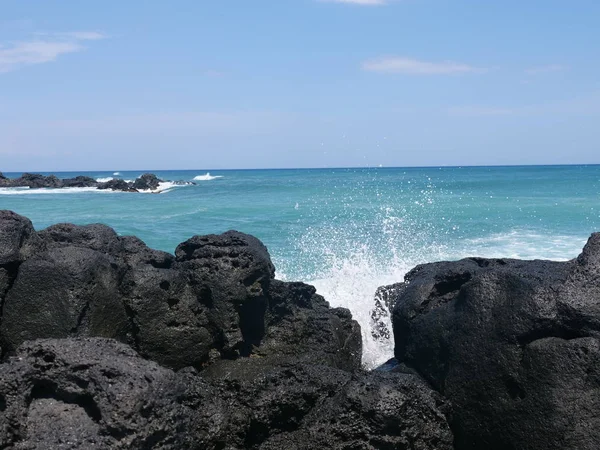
[0,338,205,448]
[0,212,361,373]
[391,236,600,450]
[0,173,191,192]
[0,338,453,449]
[132,173,161,190]
[0,210,455,449]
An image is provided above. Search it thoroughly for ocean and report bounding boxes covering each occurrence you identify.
[2,165,599,368]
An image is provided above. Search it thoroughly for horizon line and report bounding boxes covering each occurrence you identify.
[2,162,600,174]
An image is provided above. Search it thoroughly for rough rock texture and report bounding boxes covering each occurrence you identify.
[0,338,453,450]
[392,234,600,450]
[0,211,361,374]
[174,231,276,358]
[1,246,131,351]
[0,172,176,192]
[132,173,162,190]
[261,280,362,371]
[198,359,454,450]
[61,176,98,188]
[0,338,202,449]
[97,178,137,192]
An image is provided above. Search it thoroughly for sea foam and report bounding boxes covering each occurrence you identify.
[194,172,223,181]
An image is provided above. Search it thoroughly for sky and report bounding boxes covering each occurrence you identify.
[1,0,599,171]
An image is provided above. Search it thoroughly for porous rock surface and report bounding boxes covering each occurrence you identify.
[391,234,600,450]
[0,210,453,449]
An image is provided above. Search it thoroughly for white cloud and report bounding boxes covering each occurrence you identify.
[0,31,106,73]
[525,64,566,75]
[320,0,387,5]
[362,57,486,75]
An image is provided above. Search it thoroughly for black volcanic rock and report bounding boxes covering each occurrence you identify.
[0,338,454,450]
[38,222,125,256]
[391,236,600,450]
[132,173,162,190]
[0,211,362,375]
[0,338,203,448]
[97,178,137,192]
[261,280,362,371]
[0,210,42,266]
[174,231,276,358]
[61,176,98,188]
[10,173,64,188]
[257,368,453,450]
[0,246,131,352]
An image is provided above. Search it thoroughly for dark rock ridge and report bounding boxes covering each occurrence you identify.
[0,210,453,449]
[0,172,194,192]
[390,236,600,450]
[0,338,453,449]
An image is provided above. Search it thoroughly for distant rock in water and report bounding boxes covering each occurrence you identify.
[97,178,137,192]
[132,173,161,190]
[0,172,194,192]
[61,176,98,188]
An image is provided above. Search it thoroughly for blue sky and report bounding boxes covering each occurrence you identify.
[1,0,599,171]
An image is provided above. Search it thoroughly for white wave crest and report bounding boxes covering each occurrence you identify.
[113,172,121,176]
[193,172,223,181]
[96,177,114,183]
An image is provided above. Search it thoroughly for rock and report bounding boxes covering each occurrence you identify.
[261,280,362,371]
[121,262,214,370]
[132,173,162,191]
[392,236,600,450]
[38,222,124,255]
[61,176,98,188]
[0,211,43,329]
[1,246,131,352]
[0,338,203,449]
[0,338,454,450]
[0,210,42,266]
[371,282,403,340]
[9,173,64,188]
[175,231,276,358]
[97,178,137,192]
[200,360,453,450]
[0,212,362,374]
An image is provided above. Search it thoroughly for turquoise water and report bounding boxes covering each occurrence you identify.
[2,166,600,367]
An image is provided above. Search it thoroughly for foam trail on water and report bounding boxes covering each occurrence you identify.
[194,172,223,181]
[0,187,113,195]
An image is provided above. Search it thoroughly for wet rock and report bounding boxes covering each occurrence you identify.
[371,282,404,340]
[392,236,600,450]
[97,178,137,192]
[132,173,162,191]
[61,176,98,188]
